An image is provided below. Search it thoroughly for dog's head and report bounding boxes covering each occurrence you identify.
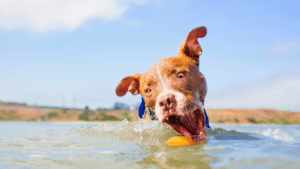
[116,26,208,139]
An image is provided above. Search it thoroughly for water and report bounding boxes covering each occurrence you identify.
[0,121,300,168]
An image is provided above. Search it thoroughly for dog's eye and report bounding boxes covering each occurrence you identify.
[145,88,152,93]
[177,72,185,78]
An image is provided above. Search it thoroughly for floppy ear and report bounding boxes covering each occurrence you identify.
[178,26,207,65]
[115,73,143,97]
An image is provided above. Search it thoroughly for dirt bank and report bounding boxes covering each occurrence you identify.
[0,103,299,124]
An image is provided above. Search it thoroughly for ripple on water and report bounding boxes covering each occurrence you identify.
[1,121,300,169]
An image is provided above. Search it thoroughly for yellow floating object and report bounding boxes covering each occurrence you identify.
[165,136,196,146]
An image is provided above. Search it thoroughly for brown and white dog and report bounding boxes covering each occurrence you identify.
[116,26,208,140]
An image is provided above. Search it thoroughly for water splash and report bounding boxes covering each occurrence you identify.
[262,128,295,142]
[71,120,178,145]
[70,121,265,144]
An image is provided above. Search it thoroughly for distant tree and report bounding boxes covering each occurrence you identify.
[79,106,90,121]
[112,102,130,110]
[96,107,109,111]
[62,109,67,114]
[78,111,89,121]
[133,102,140,110]
[48,112,58,118]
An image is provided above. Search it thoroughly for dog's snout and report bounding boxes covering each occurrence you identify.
[158,94,176,111]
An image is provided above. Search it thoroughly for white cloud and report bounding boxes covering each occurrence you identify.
[266,39,300,58]
[0,0,157,32]
[206,68,300,111]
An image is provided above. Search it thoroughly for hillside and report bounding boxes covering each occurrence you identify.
[0,102,299,124]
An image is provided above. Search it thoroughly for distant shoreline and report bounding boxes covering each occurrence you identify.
[1,103,300,125]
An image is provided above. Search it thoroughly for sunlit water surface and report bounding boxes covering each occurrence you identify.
[0,121,300,168]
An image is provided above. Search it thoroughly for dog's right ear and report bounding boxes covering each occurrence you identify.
[178,26,207,65]
[115,73,143,97]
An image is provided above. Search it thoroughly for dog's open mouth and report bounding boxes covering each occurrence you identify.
[164,109,207,141]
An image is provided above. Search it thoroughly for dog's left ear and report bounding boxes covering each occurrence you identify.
[116,73,143,97]
[178,26,207,65]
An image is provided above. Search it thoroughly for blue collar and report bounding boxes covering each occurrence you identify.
[138,97,146,118]
[138,97,210,129]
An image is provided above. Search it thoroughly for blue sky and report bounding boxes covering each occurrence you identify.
[0,0,299,111]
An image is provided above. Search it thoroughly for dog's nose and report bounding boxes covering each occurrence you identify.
[158,94,176,111]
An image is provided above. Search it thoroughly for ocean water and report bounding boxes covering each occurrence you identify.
[0,121,299,169]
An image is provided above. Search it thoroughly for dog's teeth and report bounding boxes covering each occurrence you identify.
[166,117,169,121]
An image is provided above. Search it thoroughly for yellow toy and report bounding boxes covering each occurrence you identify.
[165,136,196,146]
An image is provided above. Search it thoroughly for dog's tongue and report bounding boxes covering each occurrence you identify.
[166,109,206,138]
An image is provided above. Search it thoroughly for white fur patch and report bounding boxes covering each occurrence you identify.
[156,65,166,88]
[155,65,188,122]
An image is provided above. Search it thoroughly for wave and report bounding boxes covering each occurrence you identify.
[69,120,285,145]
